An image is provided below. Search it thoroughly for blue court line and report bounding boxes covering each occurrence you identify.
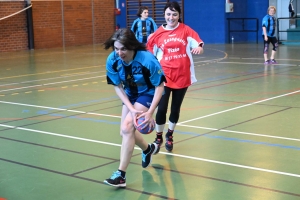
[29,90,299,152]
[206,135,300,150]
[49,113,119,125]
[173,129,300,151]
[34,112,300,151]
[196,65,285,84]
[58,96,119,109]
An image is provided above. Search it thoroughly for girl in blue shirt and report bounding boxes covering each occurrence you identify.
[103,28,165,187]
[262,6,278,64]
[131,6,157,43]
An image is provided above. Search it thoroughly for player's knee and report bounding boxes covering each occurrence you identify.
[264,46,269,53]
[121,120,135,135]
[274,43,278,51]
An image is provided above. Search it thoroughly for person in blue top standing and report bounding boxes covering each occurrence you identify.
[262,6,278,64]
[131,6,157,44]
[103,28,166,188]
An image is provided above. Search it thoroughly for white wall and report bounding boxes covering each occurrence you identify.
[276,0,290,40]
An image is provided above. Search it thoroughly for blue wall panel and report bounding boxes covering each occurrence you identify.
[184,0,226,44]
[116,0,269,44]
[247,0,269,43]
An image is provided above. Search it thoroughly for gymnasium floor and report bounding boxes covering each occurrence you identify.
[0,43,299,200]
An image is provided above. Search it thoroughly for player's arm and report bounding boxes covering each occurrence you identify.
[262,27,268,41]
[138,82,164,128]
[114,84,142,125]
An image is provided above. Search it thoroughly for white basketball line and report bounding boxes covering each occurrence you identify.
[179,89,300,124]
[0,123,299,178]
[0,100,299,141]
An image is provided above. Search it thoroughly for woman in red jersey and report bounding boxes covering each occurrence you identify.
[147,1,204,152]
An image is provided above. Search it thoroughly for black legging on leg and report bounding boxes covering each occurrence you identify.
[156,86,188,125]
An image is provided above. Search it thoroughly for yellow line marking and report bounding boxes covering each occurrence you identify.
[0,65,104,81]
[92,82,98,84]
[73,85,78,87]
[61,72,90,76]
[25,91,32,93]
[38,90,45,92]
[82,83,88,85]
[61,86,68,88]
[11,93,19,95]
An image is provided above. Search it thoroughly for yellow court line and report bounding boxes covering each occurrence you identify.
[61,72,91,76]
[0,65,104,81]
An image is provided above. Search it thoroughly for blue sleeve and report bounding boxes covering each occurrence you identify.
[262,15,268,27]
[106,52,121,86]
[131,19,138,33]
[149,18,157,32]
[143,52,165,86]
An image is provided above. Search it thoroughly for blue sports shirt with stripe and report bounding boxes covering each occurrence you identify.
[262,14,276,37]
[106,50,165,98]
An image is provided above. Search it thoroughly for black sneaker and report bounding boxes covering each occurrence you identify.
[153,137,163,154]
[142,143,158,168]
[270,59,277,64]
[104,171,126,187]
[165,135,173,152]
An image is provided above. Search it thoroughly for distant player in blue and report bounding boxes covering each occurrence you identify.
[262,6,278,64]
[131,6,157,44]
[103,28,165,188]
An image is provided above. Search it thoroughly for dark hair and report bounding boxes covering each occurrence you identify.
[164,1,182,23]
[137,6,148,17]
[103,28,146,51]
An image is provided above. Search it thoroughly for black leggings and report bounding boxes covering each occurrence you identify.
[263,36,278,53]
[156,86,188,125]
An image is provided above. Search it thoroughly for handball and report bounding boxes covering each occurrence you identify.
[136,117,155,134]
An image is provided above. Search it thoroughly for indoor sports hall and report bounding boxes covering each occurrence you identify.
[1,0,300,200]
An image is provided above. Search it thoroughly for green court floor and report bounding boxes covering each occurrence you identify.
[0,43,299,200]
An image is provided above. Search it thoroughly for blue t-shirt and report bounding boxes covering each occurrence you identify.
[262,14,276,37]
[131,17,157,43]
[106,50,165,98]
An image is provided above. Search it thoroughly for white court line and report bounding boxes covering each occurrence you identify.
[0,100,299,141]
[218,62,296,66]
[0,75,105,93]
[178,124,300,142]
[0,100,120,119]
[0,123,299,178]
[179,89,300,124]
[241,57,300,62]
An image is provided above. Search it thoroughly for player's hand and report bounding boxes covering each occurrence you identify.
[136,112,155,129]
[191,47,203,54]
[131,109,143,127]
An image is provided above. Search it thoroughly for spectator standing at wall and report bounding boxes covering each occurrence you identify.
[147,1,204,153]
[289,0,295,18]
[103,28,165,187]
[262,6,279,65]
[131,6,157,44]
